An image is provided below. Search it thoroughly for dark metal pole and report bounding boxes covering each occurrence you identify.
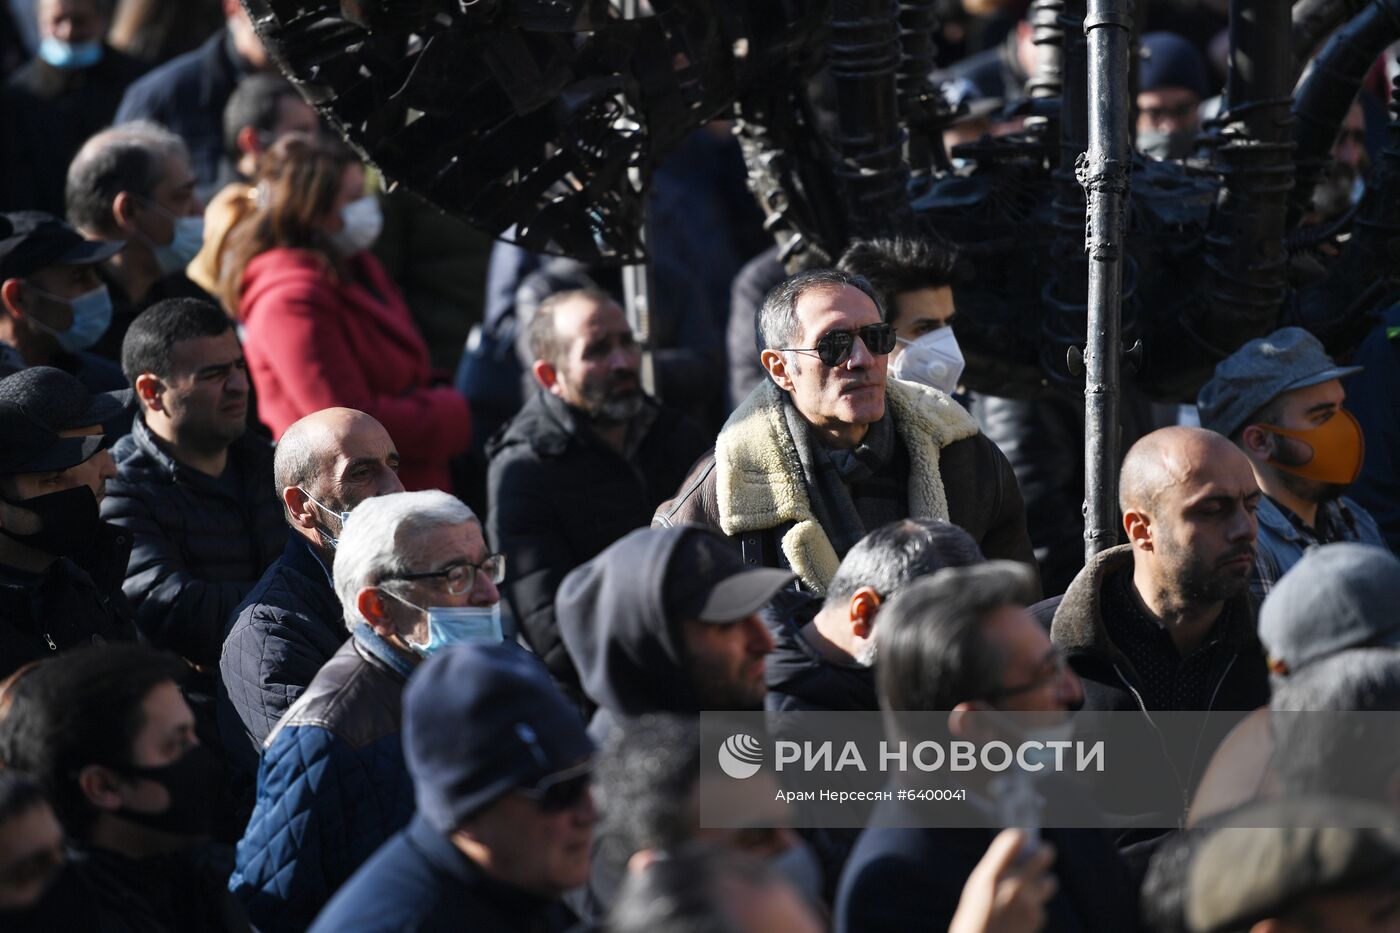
[619,0,656,396]
[1080,0,1133,559]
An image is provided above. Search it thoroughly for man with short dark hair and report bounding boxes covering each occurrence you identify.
[0,0,148,215]
[836,237,963,395]
[232,490,504,933]
[102,298,284,666]
[65,122,209,357]
[218,407,403,772]
[764,517,984,712]
[0,366,135,678]
[3,643,246,932]
[1198,326,1384,599]
[556,525,794,741]
[487,288,707,702]
[309,642,594,933]
[837,561,1133,933]
[114,0,272,196]
[658,268,1035,594]
[0,211,125,391]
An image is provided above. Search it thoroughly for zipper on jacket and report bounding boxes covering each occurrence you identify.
[44,632,56,650]
[1185,653,1239,801]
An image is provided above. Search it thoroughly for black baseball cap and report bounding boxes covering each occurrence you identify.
[0,212,123,283]
[0,402,111,475]
[662,527,795,623]
[0,367,127,475]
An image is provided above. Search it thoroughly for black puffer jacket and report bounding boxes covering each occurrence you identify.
[217,536,346,776]
[486,390,707,699]
[762,590,878,712]
[0,522,138,679]
[102,417,287,667]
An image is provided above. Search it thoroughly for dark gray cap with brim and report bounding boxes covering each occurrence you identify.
[663,526,796,623]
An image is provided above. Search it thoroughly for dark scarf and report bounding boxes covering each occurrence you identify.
[783,400,907,557]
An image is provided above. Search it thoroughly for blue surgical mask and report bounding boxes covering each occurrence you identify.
[24,284,114,353]
[299,488,351,550]
[38,36,104,70]
[136,199,205,276]
[387,589,504,656]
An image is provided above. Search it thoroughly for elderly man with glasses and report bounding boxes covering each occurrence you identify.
[657,267,1036,595]
[231,489,507,933]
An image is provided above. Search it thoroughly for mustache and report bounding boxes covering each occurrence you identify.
[1218,546,1256,565]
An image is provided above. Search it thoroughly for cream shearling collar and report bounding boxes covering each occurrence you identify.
[715,378,980,591]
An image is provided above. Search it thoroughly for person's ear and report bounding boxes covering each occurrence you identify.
[1238,425,1272,461]
[77,764,126,813]
[111,191,141,235]
[849,587,881,640]
[626,848,661,875]
[532,359,560,393]
[133,372,166,413]
[235,126,262,159]
[281,486,317,532]
[948,702,995,741]
[761,349,796,392]
[1123,508,1153,552]
[356,587,398,639]
[0,279,27,318]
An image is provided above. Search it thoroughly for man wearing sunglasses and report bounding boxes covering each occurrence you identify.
[657,268,1035,595]
[311,643,593,933]
[233,489,505,933]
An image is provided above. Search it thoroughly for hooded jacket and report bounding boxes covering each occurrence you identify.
[1050,545,1269,823]
[486,389,707,700]
[654,378,1036,593]
[555,526,702,740]
[762,589,878,712]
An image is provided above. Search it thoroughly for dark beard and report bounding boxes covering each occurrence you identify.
[577,372,645,424]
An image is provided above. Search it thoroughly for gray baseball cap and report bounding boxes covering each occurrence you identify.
[1259,543,1400,675]
[1196,327,1362,439]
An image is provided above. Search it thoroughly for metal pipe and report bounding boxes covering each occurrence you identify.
[1080,0,1133,558]
[1027,0,1065,99]
[1291,0,1372,81]
[620,0,655,395]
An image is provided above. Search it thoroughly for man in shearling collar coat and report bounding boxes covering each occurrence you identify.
[655,268,1036,594]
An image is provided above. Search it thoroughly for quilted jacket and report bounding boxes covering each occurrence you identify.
[217,536,346,777]
[102,416,287,666]
[230,627,416,933]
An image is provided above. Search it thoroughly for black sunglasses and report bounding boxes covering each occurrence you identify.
[517,766,592,813]
[779,323,897,367]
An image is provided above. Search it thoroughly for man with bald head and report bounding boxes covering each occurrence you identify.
[1049,427,1270,821]
[218,407,404,772]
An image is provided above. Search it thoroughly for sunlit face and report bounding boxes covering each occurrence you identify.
[1250,379,1350,504]
[889,286,956,363]
[379,520,499,648]
[456,777,596,897]
[767,285,889,442]
[544,295,643,422]
[146,330,250,451]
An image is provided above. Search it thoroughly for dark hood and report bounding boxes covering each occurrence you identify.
[556,526,697,717]
[762,590,878,712]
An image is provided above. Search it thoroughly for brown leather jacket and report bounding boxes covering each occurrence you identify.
[653,379,1038,594]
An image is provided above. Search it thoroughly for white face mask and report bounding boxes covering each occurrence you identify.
[890,326,965,395]
[328,195,383,256]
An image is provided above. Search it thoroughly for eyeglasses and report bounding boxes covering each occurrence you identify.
[778,323,897,367]
[517,766,592,813]
[385,553,506,595]
[980,650,1070,702]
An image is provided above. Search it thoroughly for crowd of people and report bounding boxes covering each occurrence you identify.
[1,0,1400,931]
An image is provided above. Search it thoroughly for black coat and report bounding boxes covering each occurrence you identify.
[762,590,878,712]
[835,821,1139,933]
[308,816,578,933]
[0,522,138,679]
[101,417,287,667]
[486,390,707,697]
[217,536,346,776]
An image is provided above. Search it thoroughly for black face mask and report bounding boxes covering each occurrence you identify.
[115,743,223,837]
[0,484,99,558]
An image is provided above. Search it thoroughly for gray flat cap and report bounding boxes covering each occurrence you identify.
[1259,543,1400,675]
[1196,327,1362,439]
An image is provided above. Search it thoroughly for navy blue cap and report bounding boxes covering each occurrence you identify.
[403,643,593,833]
[1139,32,1208,99]
[0,212,123,282]
[1196,327,1362,439]
[0,367,128,475]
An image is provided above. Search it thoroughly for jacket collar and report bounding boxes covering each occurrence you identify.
[1051,544,1257,663]
[404,816,569,920]
[714,378,980,591]
[1254,494,1358,545]
[352,624,418,681]
[128,414,264,497]
[498,389,659,460]
[282,534,336,591]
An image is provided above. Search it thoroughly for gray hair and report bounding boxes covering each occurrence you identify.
[753,267,885,357]
[273,420,324,507]
[66,121,190,236]
[332,490,477,631]
[825,519,985,608]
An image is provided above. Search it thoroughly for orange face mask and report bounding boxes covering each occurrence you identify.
[1260,408,1365,485]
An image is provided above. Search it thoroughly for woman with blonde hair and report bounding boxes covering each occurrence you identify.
[222,133,470,492]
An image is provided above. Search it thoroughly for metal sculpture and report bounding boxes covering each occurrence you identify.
[245,0,1400,555]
